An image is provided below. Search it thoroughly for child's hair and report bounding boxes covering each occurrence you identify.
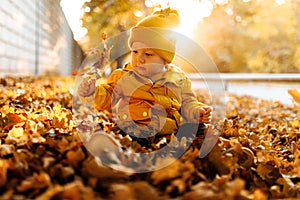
[128,8,180,63]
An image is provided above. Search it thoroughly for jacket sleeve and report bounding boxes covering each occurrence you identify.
[180,77,206,123]
[94,69,126,111]
[94,84,113,111]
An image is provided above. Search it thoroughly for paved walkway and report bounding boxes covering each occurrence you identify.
[189,73,300,105]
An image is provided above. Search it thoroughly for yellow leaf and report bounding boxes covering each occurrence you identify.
[288,89,300,104]
[8,127,24,138]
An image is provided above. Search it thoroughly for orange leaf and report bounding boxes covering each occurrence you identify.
[288,89,300,104]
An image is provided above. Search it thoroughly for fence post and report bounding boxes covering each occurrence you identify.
[35,0,40,75]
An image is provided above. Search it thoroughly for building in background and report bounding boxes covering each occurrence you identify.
[0,0,83,76]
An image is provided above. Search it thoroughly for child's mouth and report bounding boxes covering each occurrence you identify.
[136,66,146,71]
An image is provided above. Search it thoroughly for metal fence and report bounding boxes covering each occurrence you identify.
[0,0,83,76]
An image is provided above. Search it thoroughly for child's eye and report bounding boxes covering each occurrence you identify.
[132,50,138,54]
[145,52,153,56]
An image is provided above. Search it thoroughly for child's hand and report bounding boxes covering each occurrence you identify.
[199,106,213,124]
[77,78,96,97]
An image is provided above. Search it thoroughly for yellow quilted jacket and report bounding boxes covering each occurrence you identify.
[94,63,205,135]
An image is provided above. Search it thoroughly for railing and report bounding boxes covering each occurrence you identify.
[188,73,300,104]
[188,73,300,82]
[188,73,300,89]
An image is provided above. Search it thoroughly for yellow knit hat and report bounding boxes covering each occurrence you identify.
[128,8,180,63]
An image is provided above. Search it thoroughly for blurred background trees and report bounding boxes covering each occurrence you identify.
[80,0,148,48]
[79,0,300,73]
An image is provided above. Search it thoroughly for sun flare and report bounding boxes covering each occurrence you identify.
[61,0,222,41]
[60,0,87,41]
[146,0,214,37]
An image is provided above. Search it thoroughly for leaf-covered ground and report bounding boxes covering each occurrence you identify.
[0,76,299,200]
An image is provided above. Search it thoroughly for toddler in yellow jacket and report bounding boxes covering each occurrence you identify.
[77,8,212,144]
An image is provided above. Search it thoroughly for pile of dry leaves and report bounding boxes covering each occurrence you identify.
[0,76,299,200]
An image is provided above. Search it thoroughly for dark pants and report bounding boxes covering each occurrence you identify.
[175,123,206,140]
[117,123,206,148]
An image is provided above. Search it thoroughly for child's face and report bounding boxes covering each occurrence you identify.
[131,42,166,77]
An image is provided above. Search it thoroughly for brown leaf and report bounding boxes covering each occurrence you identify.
[0,159,8,187]
[256,162,281,185]
[81,156,131,179]
[17,172,51,192]
[183,182,222,200]
[58,180,101,200]
[66,148,85,166]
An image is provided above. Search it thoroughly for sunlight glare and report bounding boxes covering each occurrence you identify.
[215,0,228,5]
[60,0,87,41]
[148,0,213,37]
[134,10,144,17]
[275,0,285,5]
[145,0,154,7]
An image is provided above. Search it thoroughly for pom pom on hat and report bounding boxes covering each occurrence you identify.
[128,8,180,63]
[135,8,180,29]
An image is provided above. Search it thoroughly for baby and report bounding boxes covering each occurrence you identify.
[77,8,212,146]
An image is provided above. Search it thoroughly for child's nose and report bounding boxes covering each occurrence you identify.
[139,57,145,63]
[137,55,145,63]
